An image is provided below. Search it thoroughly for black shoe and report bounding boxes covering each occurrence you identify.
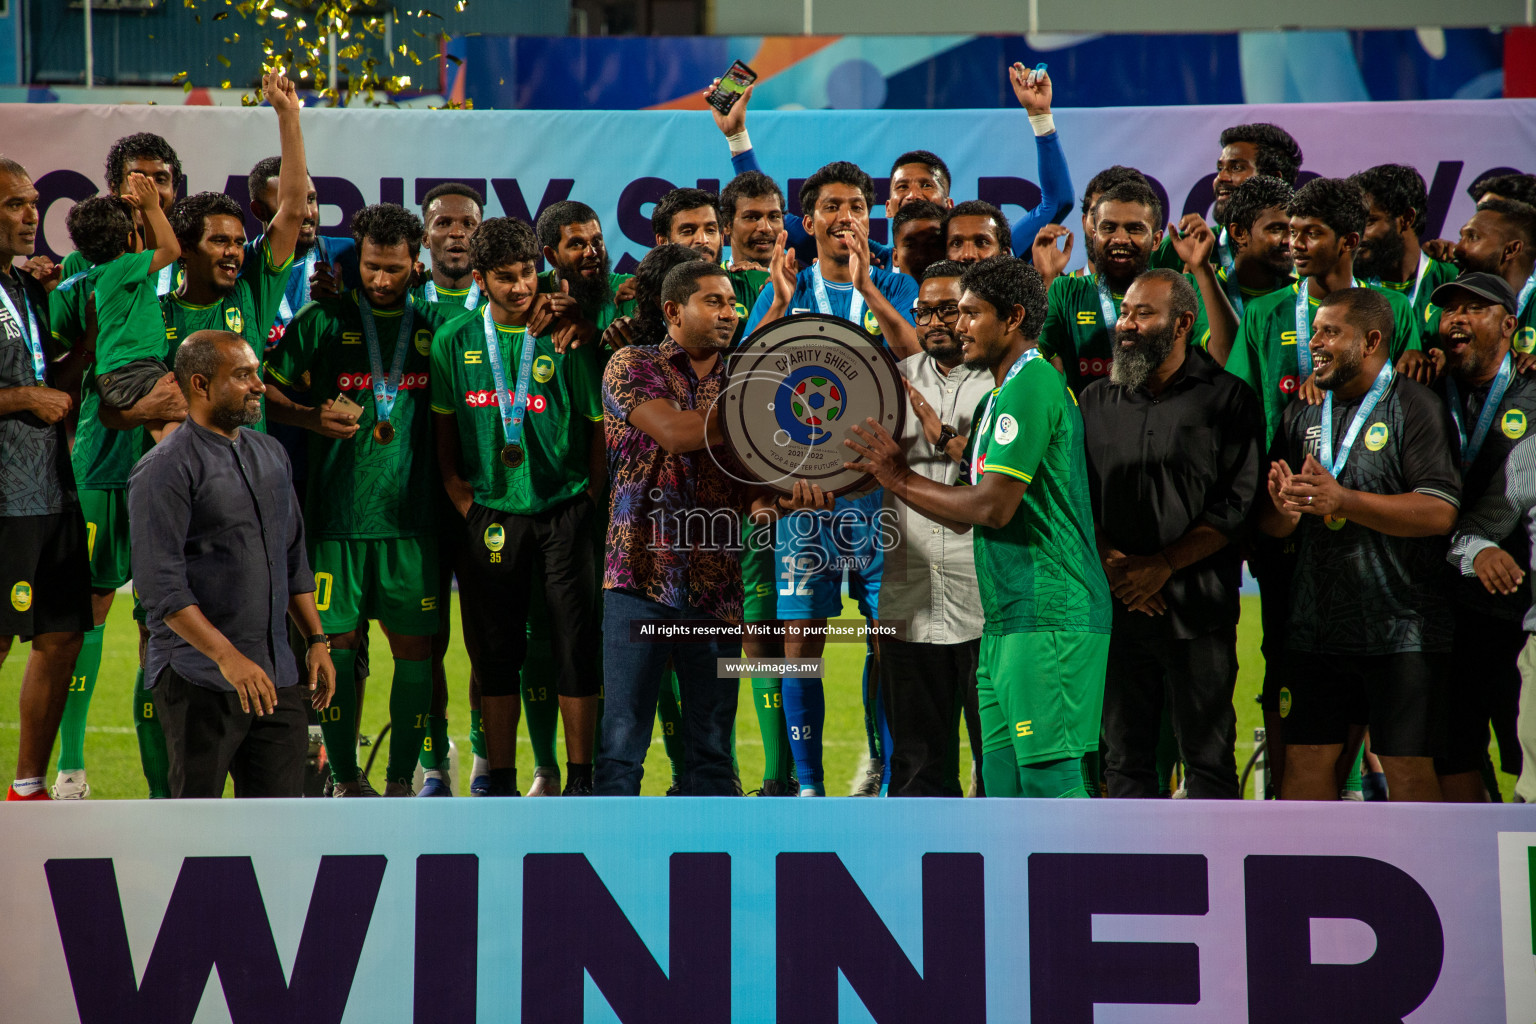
[666,779,683,796]
[758,779,794,796]
[562,775,593,796]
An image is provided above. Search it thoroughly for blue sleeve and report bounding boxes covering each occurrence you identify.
[870,237,894,265]
[320,236,361,290]
[743,281,776,337]
[731,149,760,176]
[883,273,920,326]
[1011,131,1076,258]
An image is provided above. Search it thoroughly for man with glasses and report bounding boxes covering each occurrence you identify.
[879,261,994,795]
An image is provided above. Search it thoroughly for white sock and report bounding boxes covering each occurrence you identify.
[423,769,446,781]
[472,755,490,780]
[11,777,44,797]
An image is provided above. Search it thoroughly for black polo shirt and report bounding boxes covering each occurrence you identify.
[0,265,74,517]
[1273,373,1461,656]
[1079,345,1265,640]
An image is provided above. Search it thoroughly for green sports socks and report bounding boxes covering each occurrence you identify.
[386,658,434,787]
[57,623,103,774]
[133,666,170,798]
[320,648,360,784]
[658,668,686,780]
[982,750,1090,799]
[751,678,790,785]
[419,713,450,772]
[469,706,486,759]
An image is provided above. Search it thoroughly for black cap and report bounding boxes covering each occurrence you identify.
[1430,271,1519,314]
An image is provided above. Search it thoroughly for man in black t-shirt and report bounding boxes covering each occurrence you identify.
[1432,272,1534,800]
[1258,288,1460,802]
[0,160,92,801]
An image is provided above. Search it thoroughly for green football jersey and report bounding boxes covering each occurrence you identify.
[1039,271,1211,397]
[961,354,1111,637]
[267,294,453,540]
[48,266,145,490]
[88,249,167,373]
[1149,235,1186,272]
[410,278,485,315]
[158,236,293,436]
[536,269,636,334]
[1226,280,1421,444]
[1378,255,1458,347]
[725,267,769,346]
[429,309,603,516]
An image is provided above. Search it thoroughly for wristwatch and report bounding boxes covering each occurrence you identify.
[305,633,330,652]
[934,425,958,453]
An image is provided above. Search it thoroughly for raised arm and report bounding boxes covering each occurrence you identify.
[1007,63,1075,256]
[261,71,308,267]
[123,173,180,274]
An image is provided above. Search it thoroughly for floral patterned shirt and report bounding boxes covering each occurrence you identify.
[602,338,749,623]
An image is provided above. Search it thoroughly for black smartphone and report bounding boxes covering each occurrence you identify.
[707,59,758,116]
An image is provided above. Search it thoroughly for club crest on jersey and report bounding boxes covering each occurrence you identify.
[733,301,748,320]
[1515,327,1536,356]
[862,308,879,335]
[483,524,505,552]
[414,329,432,356]
[1364,422,1389,451]
[224,307,243,333]
[994,413,1019,445]
[533,354,555,384]
[9,581,31,611]
[1503,409,1528,439]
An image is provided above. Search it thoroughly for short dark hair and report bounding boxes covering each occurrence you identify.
[66,195,135,266]
[1082,165,1150,215]
[661,259,731,309]
[1349,164,1429,238]
[944,200,1012,254]
[798,161,875,216]
[350,203,424,252]
[890,150,951,194]
[1134,268,1199,329]
[1094,180,1163,231]
[174,329,243,392]
[893,198,947,237]
[246,155,282,207]
[921,259,967,281]
[1223,175,1294,237]
[629,243,700,346]
[469,217,539,274]
[959,256,1047,339]
[719,171,784,227]
[1476,198,1536,250]
[1219,123,1303,185]
[169,192,245,251]
[1287,177,1367,238]
[0,158,26,180]
[1316,286,1394,346]
[1467,172,1536,207]
[106,133,182,194]
[421,181,486,218]
[535,200,601,250]
[651,188,718,239]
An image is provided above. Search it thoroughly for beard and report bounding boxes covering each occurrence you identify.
[1098,244,1152,288]
[1110,320,1177,391]
[1083,231,1101,269]
[921,327,964,364]
[212,394,263,432]
[558,253,614,311]
[1354,227,1406,280]
[1316,346,1364,393]
[1455,248,1500,275]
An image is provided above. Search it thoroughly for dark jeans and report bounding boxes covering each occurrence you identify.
[595,589,740,796]
[1102,626,1239,799]
[153,666,308,798]
[881,636,980,796]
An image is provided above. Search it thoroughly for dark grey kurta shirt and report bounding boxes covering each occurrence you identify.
[128,416,313,690]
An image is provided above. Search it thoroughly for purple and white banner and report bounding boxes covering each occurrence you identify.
[0,800,1533,1022]
[1,99,1531,276]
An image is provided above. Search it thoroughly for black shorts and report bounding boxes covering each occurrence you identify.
[1436,609,1525,776]
[1279,650,1448,757]
[455,496,601,699]
[0,511,92,641]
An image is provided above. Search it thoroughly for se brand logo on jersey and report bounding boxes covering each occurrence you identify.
[224,307,244,333]
[532,354,555,384]
[9,581,31,611]
[1075,311,1096,326]
[336,372,429,391]
[1364,422,1389,451]
[483,524,505,552]
[464,349,484,364]
[1503,408,1528,439]
[342,332,363,345]
[994,413,1019,445]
